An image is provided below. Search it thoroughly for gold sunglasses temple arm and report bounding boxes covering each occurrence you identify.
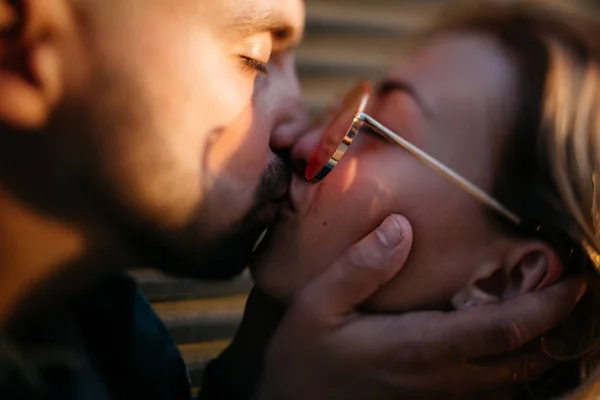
[360,114,522,226]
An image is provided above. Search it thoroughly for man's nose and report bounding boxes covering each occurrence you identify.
[269,64,309,152]
[290,125,323,177]
[270,101,310,151]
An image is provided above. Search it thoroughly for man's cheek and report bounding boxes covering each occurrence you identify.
[234,141,271,187]
[204,106,256,178]
[194,43,254,125]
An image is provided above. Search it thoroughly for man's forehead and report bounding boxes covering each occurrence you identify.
[226,0,305,38]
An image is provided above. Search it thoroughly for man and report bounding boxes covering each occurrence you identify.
[0,0,584,399]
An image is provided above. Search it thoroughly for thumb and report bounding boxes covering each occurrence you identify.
[294,214,413,320]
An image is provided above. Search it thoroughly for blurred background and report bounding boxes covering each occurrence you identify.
[132,0,595,391]
[298,0,442,114]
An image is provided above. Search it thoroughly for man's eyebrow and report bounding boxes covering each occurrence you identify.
[375,79,434,119]
[231,9,296,43]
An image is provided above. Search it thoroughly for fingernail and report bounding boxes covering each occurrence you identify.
[576,282,587,302]
[376,215,405,248]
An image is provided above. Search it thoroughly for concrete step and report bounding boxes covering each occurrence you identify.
[132,269,253,302]
[153,295,247,345]
[179,340,230,388]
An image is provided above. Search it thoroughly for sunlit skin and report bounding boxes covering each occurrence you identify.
[0,0,306,323]
[252,33,563,312]
[0,2,589,399]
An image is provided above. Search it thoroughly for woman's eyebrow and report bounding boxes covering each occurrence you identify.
[375,79,434,119]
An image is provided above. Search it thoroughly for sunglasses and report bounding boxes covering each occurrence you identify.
[305,80,522,226]
[305,80,600,272]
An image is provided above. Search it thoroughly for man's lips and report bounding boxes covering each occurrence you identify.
[285,173,314,216]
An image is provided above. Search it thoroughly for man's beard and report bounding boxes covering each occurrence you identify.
[130,208,270,281]
[110,200,256,281]
[95,156,291,281]
[163,159,289,280]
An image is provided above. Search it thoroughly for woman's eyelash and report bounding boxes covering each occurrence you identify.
[240,56,268,75]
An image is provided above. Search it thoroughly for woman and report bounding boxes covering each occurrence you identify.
[202,1,600,398]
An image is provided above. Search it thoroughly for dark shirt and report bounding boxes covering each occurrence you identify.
[0,273,192,400]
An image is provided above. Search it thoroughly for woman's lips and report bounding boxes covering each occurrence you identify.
[287,174,318,217]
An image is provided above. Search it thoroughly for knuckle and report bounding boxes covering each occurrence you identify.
[288,296,322,328]
[492,315,526,352]
[292,287,318,317]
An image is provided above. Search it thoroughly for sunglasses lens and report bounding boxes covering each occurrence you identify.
[305,82,370,182]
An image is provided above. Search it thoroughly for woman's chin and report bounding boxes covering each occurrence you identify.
[249,241,325,305]
[248,241,297,304]
[250,264,298,305]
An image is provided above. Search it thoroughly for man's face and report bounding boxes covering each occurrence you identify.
[9,0,306,278]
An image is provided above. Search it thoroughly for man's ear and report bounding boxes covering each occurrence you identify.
[0,1,18,33]
[0,0,65,130]
[452,241,564,310]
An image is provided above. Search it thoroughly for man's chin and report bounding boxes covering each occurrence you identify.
[112,194,277,280]
[167,260,248,281]
[149,244,250,281]
[127,225,259,281]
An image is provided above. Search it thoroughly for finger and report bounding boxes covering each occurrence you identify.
[440,278,586,359]
[293,214,413,320]
[400,353,556,396]
[377,352,555,398]
[469,352,557,388]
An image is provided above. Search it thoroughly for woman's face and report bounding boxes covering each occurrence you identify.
[252,33,523,312]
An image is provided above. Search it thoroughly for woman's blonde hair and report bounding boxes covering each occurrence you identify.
[428,0,600,396]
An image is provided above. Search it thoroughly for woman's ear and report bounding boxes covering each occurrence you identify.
[504,241,564,295]
[452,241,564,310]
[0,0,65,130]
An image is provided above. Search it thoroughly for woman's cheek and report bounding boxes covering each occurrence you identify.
[320,161,400,242]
